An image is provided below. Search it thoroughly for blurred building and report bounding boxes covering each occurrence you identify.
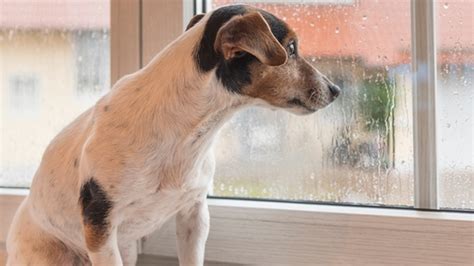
[0,0,110,186]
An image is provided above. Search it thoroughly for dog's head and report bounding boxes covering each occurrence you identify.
[188,5,341,115]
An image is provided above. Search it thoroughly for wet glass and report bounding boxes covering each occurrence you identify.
[436,0,473,210]
[0,0,110,187]
[210,0,414,206]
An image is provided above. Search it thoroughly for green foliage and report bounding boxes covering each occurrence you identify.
[358,75,395,133]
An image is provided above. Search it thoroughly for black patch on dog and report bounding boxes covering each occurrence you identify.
[216,54,256,93]
[195,5,289,93]
[259,10,288,44]
[79,178,112,235]
[195,5,246,72]
[186,14,205,31]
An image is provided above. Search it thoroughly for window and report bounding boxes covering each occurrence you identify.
[210,0,415,207]
[0,0,110,187]
[436,0,473,209]
[204,0,473,211]
[0,0,471,212]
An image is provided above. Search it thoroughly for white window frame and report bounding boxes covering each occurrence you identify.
[411,0,438,210]
[0,0,473,264]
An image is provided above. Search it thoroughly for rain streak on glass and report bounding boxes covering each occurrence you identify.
[436,0,473,210]
[0,1,110,187]
[211,0,414,206]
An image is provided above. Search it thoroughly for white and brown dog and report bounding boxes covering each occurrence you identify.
[7,5,340,266]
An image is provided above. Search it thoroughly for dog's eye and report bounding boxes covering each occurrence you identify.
[288,41,297,57]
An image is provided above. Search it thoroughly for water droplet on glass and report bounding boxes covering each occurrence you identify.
[335,27,340,34]
[362,15,368,20]
[443,2,449,9]
[446,123,451,128]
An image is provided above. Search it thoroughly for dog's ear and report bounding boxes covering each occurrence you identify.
[214,12,287,66]
[186,14,205,31]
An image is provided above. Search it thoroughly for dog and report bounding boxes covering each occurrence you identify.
[7,4,340,266]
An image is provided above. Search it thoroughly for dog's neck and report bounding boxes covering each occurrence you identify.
[100,23,261,188]
[109,25,251,152]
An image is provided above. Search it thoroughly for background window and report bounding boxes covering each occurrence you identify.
[436,0,473,210]
[0,0,110,187]
[210,0,414,206]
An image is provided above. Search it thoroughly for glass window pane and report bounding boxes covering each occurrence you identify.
[210,0,414,206]
[0,0,110,187]
[436,0,473,210]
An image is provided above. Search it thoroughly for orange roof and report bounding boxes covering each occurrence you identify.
[215,0,473,66]
[1,0,472,66]
[0,0,109,29]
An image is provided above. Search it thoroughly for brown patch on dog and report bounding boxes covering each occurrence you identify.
[83,223,110,252]
[240,57,300,106]
[239,29,334,112]
[214,12,287,66]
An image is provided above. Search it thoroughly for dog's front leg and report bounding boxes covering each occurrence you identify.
[79,176,122,266]
[176,199,210,266]
[87,225,123,266]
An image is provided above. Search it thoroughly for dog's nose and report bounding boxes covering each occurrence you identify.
[328,84,341,98]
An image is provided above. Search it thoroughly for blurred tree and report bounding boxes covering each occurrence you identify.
[358,73,395,134]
